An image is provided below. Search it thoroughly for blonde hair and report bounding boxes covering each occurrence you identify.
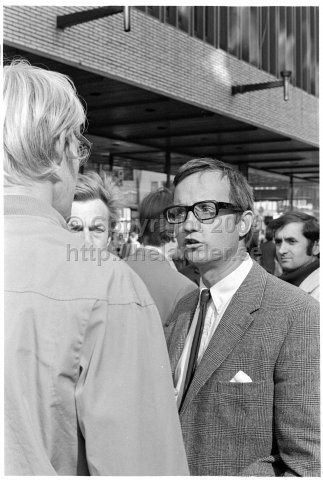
[3,59,87,183]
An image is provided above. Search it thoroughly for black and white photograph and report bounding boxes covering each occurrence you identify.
[3,3,320,476]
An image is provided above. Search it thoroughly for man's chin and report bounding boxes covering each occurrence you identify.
[185,248,222,265]
[281,265,295,273]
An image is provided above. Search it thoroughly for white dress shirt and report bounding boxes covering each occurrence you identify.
[174,255,253,407]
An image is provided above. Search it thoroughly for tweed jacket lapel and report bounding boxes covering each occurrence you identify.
[167,290,200,376]
[180,262,268,414]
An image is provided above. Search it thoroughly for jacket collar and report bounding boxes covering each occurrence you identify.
[4,194,68,229]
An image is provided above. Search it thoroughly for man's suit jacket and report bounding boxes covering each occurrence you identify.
[165,261,320,476]
[124,247,197,325]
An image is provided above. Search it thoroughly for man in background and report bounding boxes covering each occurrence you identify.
[125,187,196,325]
[270,211,320,301]
[4,60,189,475]
[69,170,121,249]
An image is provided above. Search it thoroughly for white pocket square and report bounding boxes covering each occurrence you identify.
[230,370,252,383]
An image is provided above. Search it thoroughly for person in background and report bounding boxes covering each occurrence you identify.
[259,226,277,274]
[251,206,265,248]
[4,59,189,476]
[116,232,126,257]
[163,157,319,476]
[120,223,141,258]
[270,211,320,301]
[68,170,120,249]
[125,188,196,325]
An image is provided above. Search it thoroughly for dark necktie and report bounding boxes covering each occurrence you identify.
[181,288,211,408]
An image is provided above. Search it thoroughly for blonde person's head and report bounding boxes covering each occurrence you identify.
[3,59,88,184]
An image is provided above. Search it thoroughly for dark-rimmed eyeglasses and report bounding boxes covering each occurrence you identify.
[163,200,243,224]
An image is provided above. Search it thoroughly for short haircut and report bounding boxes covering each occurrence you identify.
[139,188,175,246]
[3,59,86,183]
[73,171,121,230]
[173,157,254,245]
[270,211,319,256]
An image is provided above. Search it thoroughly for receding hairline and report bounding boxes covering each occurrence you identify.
[175,168,228,186]
[174,163,228,186]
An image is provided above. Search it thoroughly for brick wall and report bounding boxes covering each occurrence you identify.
[3,5,319,146]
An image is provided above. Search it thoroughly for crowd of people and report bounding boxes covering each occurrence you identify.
[4,60,320,476]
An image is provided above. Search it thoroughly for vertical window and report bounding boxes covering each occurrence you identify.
[310,7,316,95]
[194,6,204,40]
[219,7,228,51]
[261,7,270,72]
[315,8,319,96]
[278,6,287,71]
[295,8,302,89]
[250,7,259,67]
[165,6,177,27]
[269,7,278,76]
[301,7,310,92]
[215,7,220,48]
[178,6,190,33]
[205,6,215,46]
[287,7,295,86]
[228,7,240,57]
[147,6,161,20]
[241,7,250,62]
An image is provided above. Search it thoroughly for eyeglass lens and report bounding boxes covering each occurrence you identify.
[167,201,219,223]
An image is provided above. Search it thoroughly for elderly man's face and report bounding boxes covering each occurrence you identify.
[274,222,317,272]
[68,199,110,248]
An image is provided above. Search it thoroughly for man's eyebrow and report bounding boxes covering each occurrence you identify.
[275,235,297,242]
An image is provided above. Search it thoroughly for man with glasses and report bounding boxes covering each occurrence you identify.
[164,157,319,476]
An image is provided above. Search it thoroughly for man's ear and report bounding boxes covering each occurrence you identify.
[238,210,253,237]
[54,131,67,166]
[312,240,320,256]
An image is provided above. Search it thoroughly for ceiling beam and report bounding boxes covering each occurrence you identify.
[88,109,215,126]
[266,164,318,169]
[271,169,318,174]
[263,168,319,182]
[142,137,292,149]
[195,148,318,158]
[88,97,170,112]
[90,125,258,140]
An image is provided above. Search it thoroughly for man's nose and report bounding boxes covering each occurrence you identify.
[83,228,93,246]
[278,240,288,254]
[183,211,201,232]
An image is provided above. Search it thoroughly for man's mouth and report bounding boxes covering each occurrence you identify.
[184,238,202,247]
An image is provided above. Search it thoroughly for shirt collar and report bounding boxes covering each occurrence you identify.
[200,254,253,314]
[4,194,68,229]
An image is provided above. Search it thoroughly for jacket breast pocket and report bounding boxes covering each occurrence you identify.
[213,380,274,432]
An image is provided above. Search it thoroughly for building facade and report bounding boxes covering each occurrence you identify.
[3,6,319,222]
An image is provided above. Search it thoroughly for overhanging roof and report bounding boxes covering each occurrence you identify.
[4,45,319,183]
